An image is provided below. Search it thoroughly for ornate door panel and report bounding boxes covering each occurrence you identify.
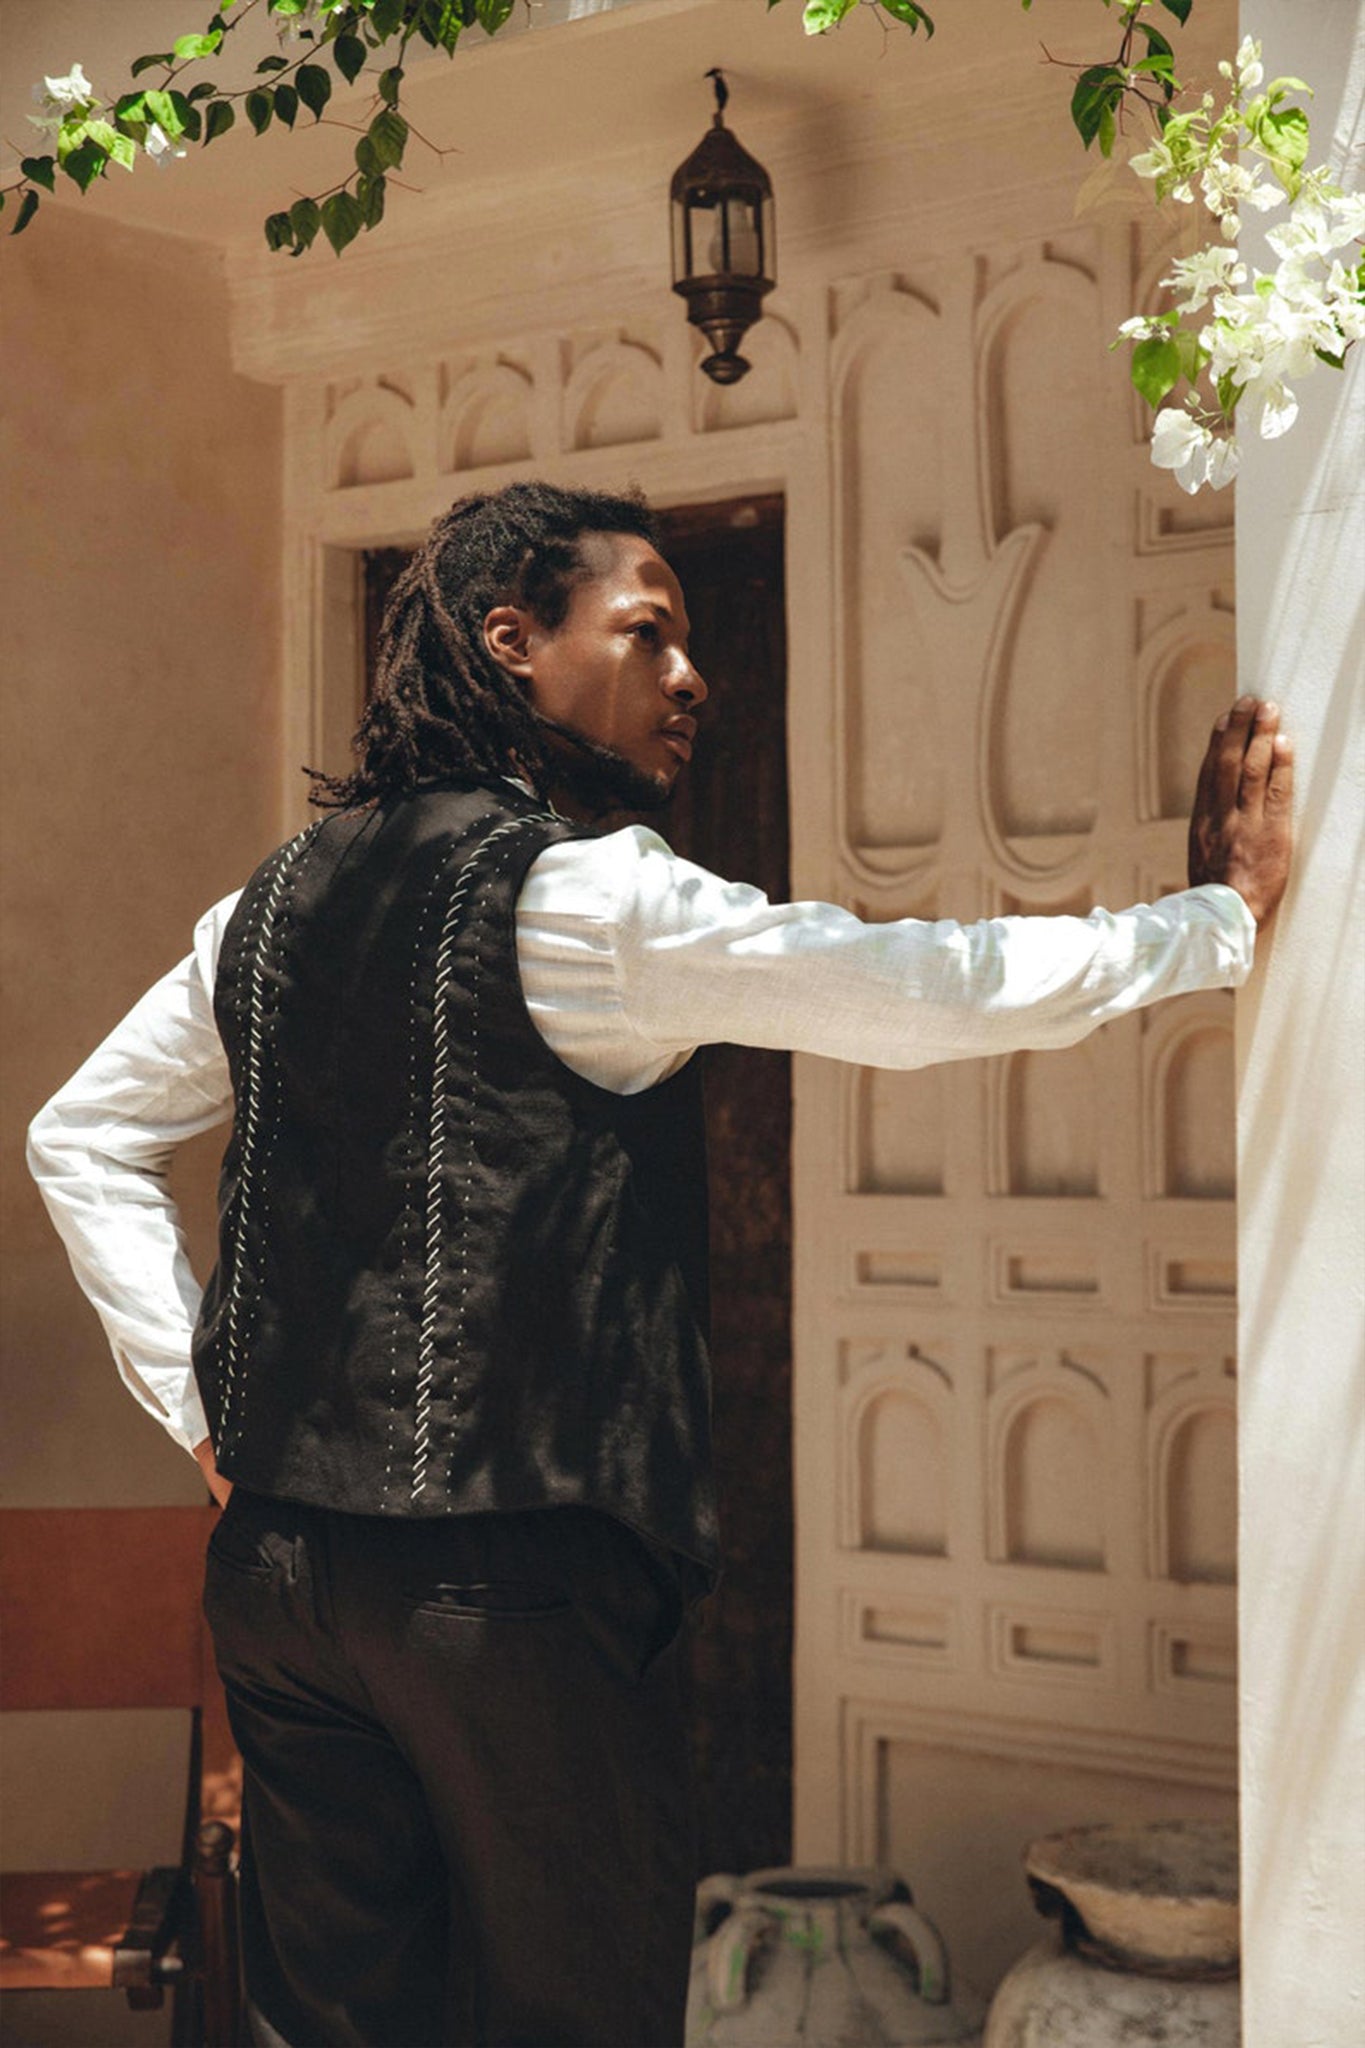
[794,234,1239,1995]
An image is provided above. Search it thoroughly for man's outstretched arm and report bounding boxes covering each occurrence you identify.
[517,698,1293,1085]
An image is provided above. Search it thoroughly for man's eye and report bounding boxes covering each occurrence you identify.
[630,621,660,644]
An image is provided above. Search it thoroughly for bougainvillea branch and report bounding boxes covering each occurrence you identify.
[3,0,1197,258]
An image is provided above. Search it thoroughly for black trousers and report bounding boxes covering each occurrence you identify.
[203,1489,698,2048]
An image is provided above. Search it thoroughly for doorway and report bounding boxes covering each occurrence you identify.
[361,492,794,1873]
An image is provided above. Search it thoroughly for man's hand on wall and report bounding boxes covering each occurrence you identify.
[1188,696,1294,929]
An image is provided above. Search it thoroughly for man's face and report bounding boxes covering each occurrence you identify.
[484,532,707,814]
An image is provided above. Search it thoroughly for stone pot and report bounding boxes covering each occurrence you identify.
[983,1820,1241,2048]
[685,1865,986,2047]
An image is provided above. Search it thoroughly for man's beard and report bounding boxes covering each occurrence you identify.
[532,712,674,817]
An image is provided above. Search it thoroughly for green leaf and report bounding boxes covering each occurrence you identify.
[802,0,858,32]
[275,83,299,126]
[1136,22,1174,62]
[57,121,88,164]
[61,136,109,192]
[131,52,174,78]
[289,195,322,250]
[270,0,309,13]
[264,209,295,250]
[1159,0,1193,21]
[245,88,275,134]
[172,31,223,60]
[881,0,934,30]
[256,54,290,72]
[474,0,515,28]
[169,91,202,142]
[1097,99,1117,156]
[86,119,137,171]
[10,188,39,235]
[19,155,56,192]
[419,0,463,48]
[1263,105,1310,172]
[332,32,367,84]
[204,98,236,143]
[296,63,333,118]
[356,169,386,227]
[355,133,383,175]
[378,66,403,105]
[1070,64,1125,151]
[372,0,408,33]
[1130,334,1183,408]
[1172,326,1207,382]
[143,88,186,138]
[114,91,149,129]
[322,188,364,254]
[1313,345,1347,371]
[1216,368,1242,419]
[186,80,219,101]
[367,107,408,168]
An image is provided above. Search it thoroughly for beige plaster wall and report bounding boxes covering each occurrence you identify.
[1,206,283,1513]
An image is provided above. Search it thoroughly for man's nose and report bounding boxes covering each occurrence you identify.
[665,651,708,707]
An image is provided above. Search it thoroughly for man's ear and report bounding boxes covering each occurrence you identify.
[483,604,536,683]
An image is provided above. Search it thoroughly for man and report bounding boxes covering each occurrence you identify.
[28,480,1292,2048]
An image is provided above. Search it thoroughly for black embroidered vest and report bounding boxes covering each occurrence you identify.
[191,781,719,1589]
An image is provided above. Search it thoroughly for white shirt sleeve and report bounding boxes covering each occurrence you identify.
[515,825,1257,1093]
[27,828,1256,1458]
[26,895,240,1455]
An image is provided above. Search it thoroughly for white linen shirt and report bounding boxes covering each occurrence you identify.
[26,823,1256,1458]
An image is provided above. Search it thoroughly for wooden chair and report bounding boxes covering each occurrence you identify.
[0,1506,242,2046]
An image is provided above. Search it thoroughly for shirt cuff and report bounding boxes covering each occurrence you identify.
[1186,882,1258,983]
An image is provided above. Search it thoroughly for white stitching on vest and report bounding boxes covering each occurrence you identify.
[389,830,471,1505]
[219,824,320,1445]
[411,814,554,1502]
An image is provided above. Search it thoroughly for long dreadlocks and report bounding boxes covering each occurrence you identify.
[308,480,659,809]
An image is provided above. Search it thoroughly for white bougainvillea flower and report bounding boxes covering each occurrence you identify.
[41,62,94,106]
[1117,315,1168,340]
[1269,196,1365,265]
[1204,434,1242,488]
[1233,35,1264,92]
[28,60,96,134]
[1151,407,1215,492]
[1243,378,1300,439]
[1323,261,1365,343]
[1163,244,1246,314]
[145,121,187,168]
[1129,140,1172,183]
[1201,156,1282,222]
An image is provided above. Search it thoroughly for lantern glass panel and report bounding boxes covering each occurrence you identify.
[670,194,690,285]
[721,194,763,277]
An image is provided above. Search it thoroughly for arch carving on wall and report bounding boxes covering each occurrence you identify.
[839,1346,954,1558]
[987,1040,1102,1198]
[562,338,663,452]
[830,280,947,890]
[325,380,420,490]
[986,1353,1110,1571]
[438,361,535,474]
[695,310,800,433]
[1141,995,1236,1199]
[1136,603,1238,822]
[975,257,1102,879]
[1146,1365,1237,1582]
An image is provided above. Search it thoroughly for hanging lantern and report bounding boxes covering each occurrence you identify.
[670,70,776,386]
